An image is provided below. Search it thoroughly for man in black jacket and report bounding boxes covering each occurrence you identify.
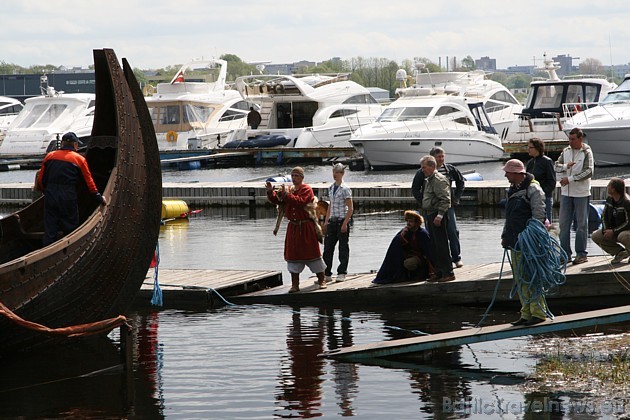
[591,177,630,263]
[411,146,465,268]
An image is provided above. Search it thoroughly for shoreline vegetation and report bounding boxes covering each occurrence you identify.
[523,332,630,406]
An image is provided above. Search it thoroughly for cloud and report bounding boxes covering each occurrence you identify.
[2,0,630,70]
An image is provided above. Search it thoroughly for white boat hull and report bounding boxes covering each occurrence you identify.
[350,131,504,169]
[580,124,630,166]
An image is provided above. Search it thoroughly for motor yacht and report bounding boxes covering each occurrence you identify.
[224,73,382,149]
[0,76,94,156]
[349,95,503,169]
[144,58,254,155]
[0,96,23,143]
[502,55,616,157]
[347,66,521,169]
[563,74,630,166]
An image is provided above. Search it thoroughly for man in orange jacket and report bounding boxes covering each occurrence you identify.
[37,132,107,245]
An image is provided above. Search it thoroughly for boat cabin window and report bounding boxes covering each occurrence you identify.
[343,94,378,105]
[184,104,214,124]
[490,91,520,105]
[434,106,474,126]
[0,104,22,115]
[232,100,252,111]
[602,91,630,104]
[219,109,246,122]
[162,105,180,124]
[15,104,67,129]
[330,109,359,119]
[532,85,562,109]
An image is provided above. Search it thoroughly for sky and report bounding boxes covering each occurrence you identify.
[3,0,630,71]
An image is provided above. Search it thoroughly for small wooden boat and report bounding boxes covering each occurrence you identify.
[0,49,162,356]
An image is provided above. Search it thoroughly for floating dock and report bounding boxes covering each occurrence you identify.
[320,304,630,361]
[230,255,630,308]
[0,179,613,207]
[134,268,282,309]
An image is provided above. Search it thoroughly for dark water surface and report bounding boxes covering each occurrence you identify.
[0,166,626,419]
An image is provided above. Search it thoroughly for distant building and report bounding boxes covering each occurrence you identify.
[605,64,630,80]
[502,65,535,75]
[552,54,577,75]
[0,72,95,101]
[263,60,318,75]
[475,56,496,71]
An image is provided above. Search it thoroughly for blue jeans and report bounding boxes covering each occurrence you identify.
[559,195,589,258]
[446,207,461,263]
[545,195,553,223]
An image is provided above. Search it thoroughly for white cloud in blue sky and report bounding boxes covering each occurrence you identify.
[3,0,630,70]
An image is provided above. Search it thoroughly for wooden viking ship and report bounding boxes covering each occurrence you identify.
[0,48,162,355]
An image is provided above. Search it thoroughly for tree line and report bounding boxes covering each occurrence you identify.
[0,54,616,99]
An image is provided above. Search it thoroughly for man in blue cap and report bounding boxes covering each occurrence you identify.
[37,132,107,245]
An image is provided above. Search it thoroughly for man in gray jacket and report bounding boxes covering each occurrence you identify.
[420,155,455,282]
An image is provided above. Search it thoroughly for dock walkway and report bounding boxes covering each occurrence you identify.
[0,179,612,207]
[134,268,282,309]
[321,304,630,361]
[231,255,630,308]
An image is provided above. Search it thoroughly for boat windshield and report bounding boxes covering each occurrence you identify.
[14,104,68,129]
[602,91,630,104]
[184,104,215,124]
[377,106,432,122]
[148,103,216,131]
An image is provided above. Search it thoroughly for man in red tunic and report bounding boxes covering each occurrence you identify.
[266,167,326,293]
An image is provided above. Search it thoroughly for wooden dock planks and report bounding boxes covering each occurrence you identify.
[230,255,630,307]
[135,268,282,308]
[320,305,630,361]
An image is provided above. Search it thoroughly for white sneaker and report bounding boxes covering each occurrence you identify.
[336,274,346,282]
[454,261,464,268]
[315,275,333,285]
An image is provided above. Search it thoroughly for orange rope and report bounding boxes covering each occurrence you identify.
[0,301,128,338]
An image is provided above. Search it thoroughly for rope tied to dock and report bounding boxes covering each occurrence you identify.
[509,218,567,320]
[151,241,163,307]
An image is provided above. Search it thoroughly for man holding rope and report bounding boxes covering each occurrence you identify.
[501,159,549,326]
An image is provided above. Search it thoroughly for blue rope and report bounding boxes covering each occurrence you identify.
[151,241,163,307]
[510,218,567,320]
[476,248,510,327]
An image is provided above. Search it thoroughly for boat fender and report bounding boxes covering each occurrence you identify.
[166,131,178,142]
[161,200,189,219]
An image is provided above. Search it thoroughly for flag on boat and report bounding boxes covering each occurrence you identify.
[171,70,185,84]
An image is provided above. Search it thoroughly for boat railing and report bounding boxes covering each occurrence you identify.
[562,101,613,123]
[352,114,480,137]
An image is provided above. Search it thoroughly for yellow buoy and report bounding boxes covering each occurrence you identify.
[161,200,190,219]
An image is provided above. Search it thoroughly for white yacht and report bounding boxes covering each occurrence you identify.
[144,58,254,154]
[502,55,616,156]
[0,96,23,143]
[348,67,521,169]
[350,96,503,169]
[563,74,630,166]
[225,73,382,148]
[0,76,94,156]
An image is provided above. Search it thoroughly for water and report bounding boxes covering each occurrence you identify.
[0,165,626,419]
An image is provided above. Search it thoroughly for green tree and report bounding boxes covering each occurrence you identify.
[506,74,531,89]
[220,54,256,81]
[461,55,476,70]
